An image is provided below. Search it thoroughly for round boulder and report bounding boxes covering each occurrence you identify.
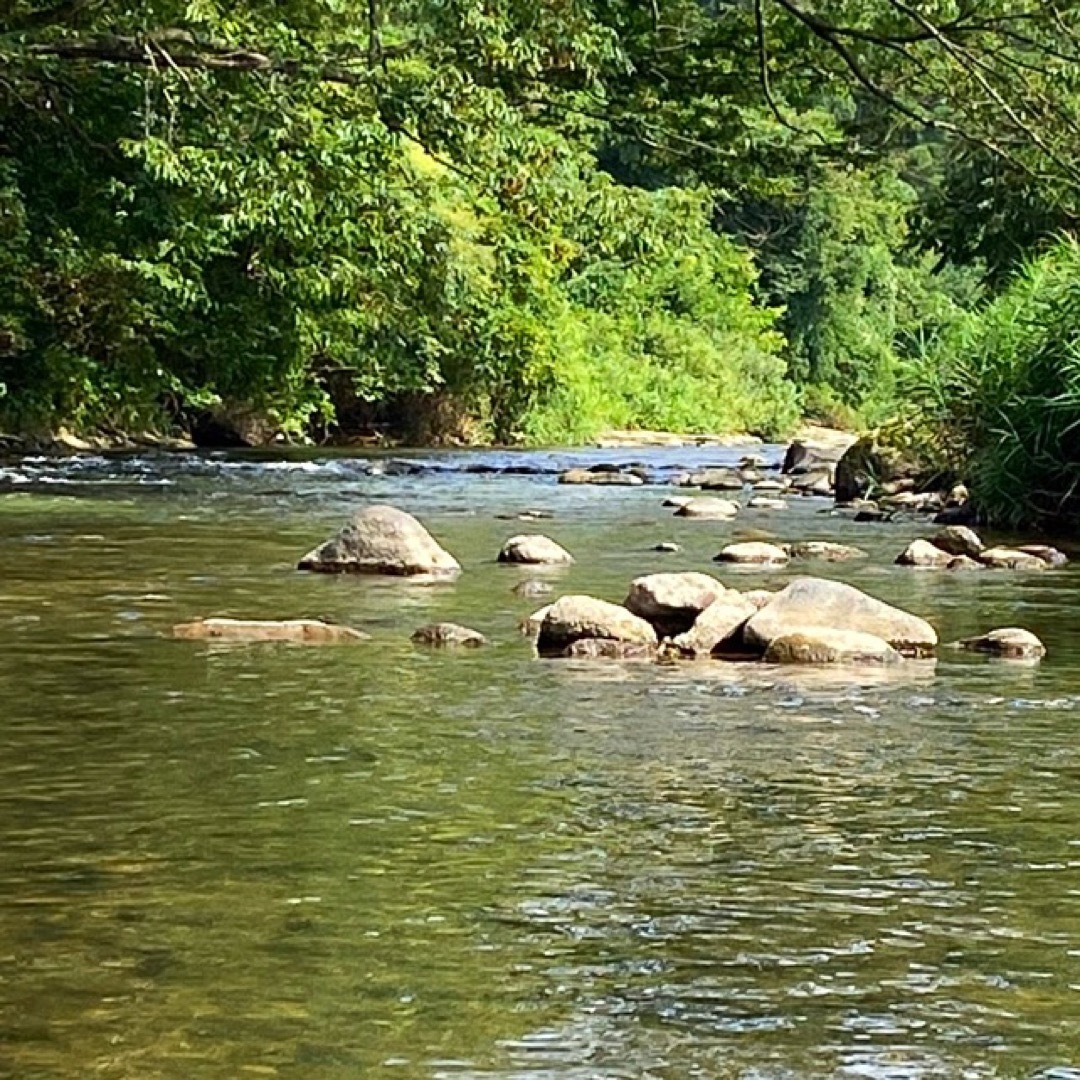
[537,595,657,656]
[674,497,740,520]
[933,525,984,559]
[624,572,729,635]
[298,504,460,576]
[896,539,954,568]
[498,534,574,565]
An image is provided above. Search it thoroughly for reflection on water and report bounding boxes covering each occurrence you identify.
[1,445,1080,1078]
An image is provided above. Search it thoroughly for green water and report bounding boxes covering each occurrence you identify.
[2,448,1080,1079]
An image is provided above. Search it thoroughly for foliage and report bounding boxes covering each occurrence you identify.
[909,238,1080,528]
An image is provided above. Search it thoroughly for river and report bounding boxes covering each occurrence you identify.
[1,444,1079,1079]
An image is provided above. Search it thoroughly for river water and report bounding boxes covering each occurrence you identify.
[2,444,1080,1080]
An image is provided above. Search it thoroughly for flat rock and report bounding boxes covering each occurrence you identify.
[674,497,740,520]
[714,541,789,565]
[298,504,460,576]
[172,618,369,644]
[979,546,1047,570]
[753,479,788,493]
[748,496,787,511]
[669,595,757,658]
[896,538,954,568]
[559,468,643,486]
[624,572,729,635]
[933,525,984,558]
[498,534,574,565]
[744,577,937,657]
[784,541,866,562]
[957,627,1046,660]
[1017,544,1068,567]
[763,628,900,666]
[537,595,658,655]
[411,622,488,648]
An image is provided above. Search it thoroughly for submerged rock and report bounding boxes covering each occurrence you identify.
[946,555,984,571]
[411,622,488,648]
[652,541,682,553]
[714,541,789,566]
[172,618,369,644]
[957,627,1046,660]
[298,504,460,576]
[498,534,574,565]
[512,579,555,598]
[537,595,657,655]
[624,572,728,635]
[559,468,643,486]
[763,628,900,666]
[744,577,937,656]
[563,638,657,661]
[784,541,866,562]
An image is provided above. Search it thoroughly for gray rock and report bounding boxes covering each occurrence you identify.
[411,622,488,648]
[537,595,658,655]
[933,525,984,558]
[896,538,954,568]
[744,577,937,657]
[714,541,789,565]
[763,628,900,666]
[172,618,369,644]
[669,595,757,657]
[674,497,740,520]
[298,504,460,576]
[957,627,1046,660]
[624,572,729,635]
[498,534,574,565]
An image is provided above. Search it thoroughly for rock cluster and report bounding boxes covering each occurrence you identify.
[896,528,1066,571]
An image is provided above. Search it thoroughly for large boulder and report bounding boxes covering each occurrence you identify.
[957,627,1046,660]
[498,534,574,565]
[674,497,740,520]
[744,577,937,656]
[669,595,757,658]
[763,628,900,666]
[537,595,658,656]
[624,572,729,635]
[714,541,789,566]
[172,617,368,643]
[298,505,460,576]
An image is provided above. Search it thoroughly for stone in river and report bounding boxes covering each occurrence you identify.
[513,579,555,598]
[933,525,984,558]
[957,627,1046,660]
[784,541,866,562]
[173,618,369,644]
[536,595,657,656]
[674,497,739,520]
[624,572,729,635]
[714,541,789,565]
[669,595,757,658]
[743,576,937,657]
[978,546,1047,570]
[497,534,574,565]
[411,622,488,648]
[896,538,954,568]
[298,504,460,576]
[563,638,657,661]
[763,628,900,665]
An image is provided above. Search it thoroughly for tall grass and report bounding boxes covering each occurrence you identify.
[910,237,1080,529]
